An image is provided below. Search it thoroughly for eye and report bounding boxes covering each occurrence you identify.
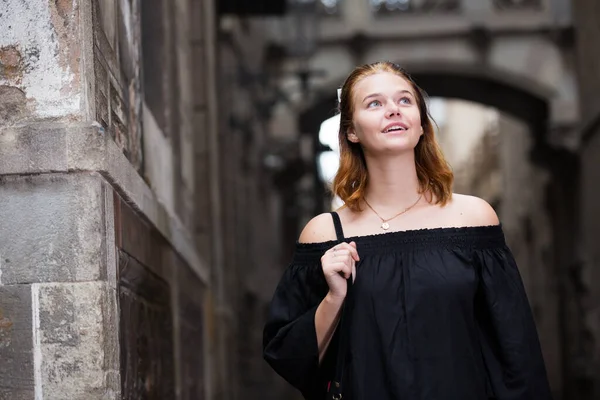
[367,100,381,108]
[399,97,411,105]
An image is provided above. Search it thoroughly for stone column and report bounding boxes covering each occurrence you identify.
[0,1,119,399]
[0,128,122,400]
[0,1,211,399]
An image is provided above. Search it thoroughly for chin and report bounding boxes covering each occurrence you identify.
[381,135,418,149]
[380,143,417,154]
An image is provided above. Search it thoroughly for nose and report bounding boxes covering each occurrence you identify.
[387,102,401,118]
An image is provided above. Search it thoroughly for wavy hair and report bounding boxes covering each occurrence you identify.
[332,61,454,211]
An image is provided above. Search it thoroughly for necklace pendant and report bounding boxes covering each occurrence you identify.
[381,222,390,230]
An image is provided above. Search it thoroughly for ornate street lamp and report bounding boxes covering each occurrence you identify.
[285,0,324,95]
[287,0,319,59]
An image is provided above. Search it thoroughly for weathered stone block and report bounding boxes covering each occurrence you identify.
[0,173,105,284]
[0,125,68,174]
[0,0,82,119]
[0,285,34,400]
[0,124,208,287]
[37,281,119,400]
[0,85,27,126]
[114,193,169,281]
[0,45,24,81]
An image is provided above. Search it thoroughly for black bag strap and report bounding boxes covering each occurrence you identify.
[328,212,353,399]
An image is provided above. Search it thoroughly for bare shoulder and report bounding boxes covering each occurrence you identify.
[449,193,500,226]
[298,213,337,244]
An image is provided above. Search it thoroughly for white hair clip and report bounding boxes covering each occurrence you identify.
[337,88,342,103]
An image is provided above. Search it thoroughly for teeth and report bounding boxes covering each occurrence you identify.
[384,126,405,133]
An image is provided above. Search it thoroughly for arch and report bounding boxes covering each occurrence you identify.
[403,61,554,102]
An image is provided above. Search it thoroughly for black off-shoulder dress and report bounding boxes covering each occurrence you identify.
[263,212,552,400]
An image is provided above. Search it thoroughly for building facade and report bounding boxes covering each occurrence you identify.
[0,0,223,398]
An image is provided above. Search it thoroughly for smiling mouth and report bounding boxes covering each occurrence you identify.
[383,126,407,133]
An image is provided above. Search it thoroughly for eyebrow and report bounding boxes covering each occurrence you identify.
[362,90,414,103]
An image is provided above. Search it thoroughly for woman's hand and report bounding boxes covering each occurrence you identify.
[321,242,360,300]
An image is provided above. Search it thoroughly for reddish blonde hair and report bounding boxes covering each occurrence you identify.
[332,61,454,211]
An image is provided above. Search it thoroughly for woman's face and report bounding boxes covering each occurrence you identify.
[348,71,423,155]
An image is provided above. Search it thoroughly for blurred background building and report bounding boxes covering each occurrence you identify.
[0,0,598,399]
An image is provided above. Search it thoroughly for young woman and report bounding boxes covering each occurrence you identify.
[263,61,552,400]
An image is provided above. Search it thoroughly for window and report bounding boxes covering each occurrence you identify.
[492,0,543,11]
[369,0,460,15]
[319,0,342,15]
[141,0,170,135]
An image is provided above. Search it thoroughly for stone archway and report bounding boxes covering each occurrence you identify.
[407,63,551,147]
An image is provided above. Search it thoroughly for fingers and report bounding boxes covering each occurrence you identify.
[321,242,360,280]
[327,255,354,279]
[334,263,351,279]
[348,241,360,261]
[342,259,356,280]
[338,260,352,279]
[336,242,359,262]
[328,242,360,261]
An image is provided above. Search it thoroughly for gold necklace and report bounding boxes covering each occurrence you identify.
[364,194,422,230]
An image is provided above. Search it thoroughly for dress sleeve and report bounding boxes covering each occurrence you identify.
[263,250,334,398]
[475,241,553,400]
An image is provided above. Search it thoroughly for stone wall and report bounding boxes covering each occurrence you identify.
[569,0,600,398]
[115,190,206,400]
[0,166,208,400]
[92,0,143,170]
[571,0,600,119]
[497,115,562,395]
[0,170,120,400]
[0,0,217,398]
[0,0,84,121]
[578,127,600,399]
[0,123,211,399]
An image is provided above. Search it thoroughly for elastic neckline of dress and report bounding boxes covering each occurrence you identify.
[294,224,505,257]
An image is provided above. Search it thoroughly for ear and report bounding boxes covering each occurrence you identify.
[347,128,360,143]
[420,126,424,136]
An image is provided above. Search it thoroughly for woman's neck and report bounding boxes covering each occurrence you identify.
[363,151,422,211]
